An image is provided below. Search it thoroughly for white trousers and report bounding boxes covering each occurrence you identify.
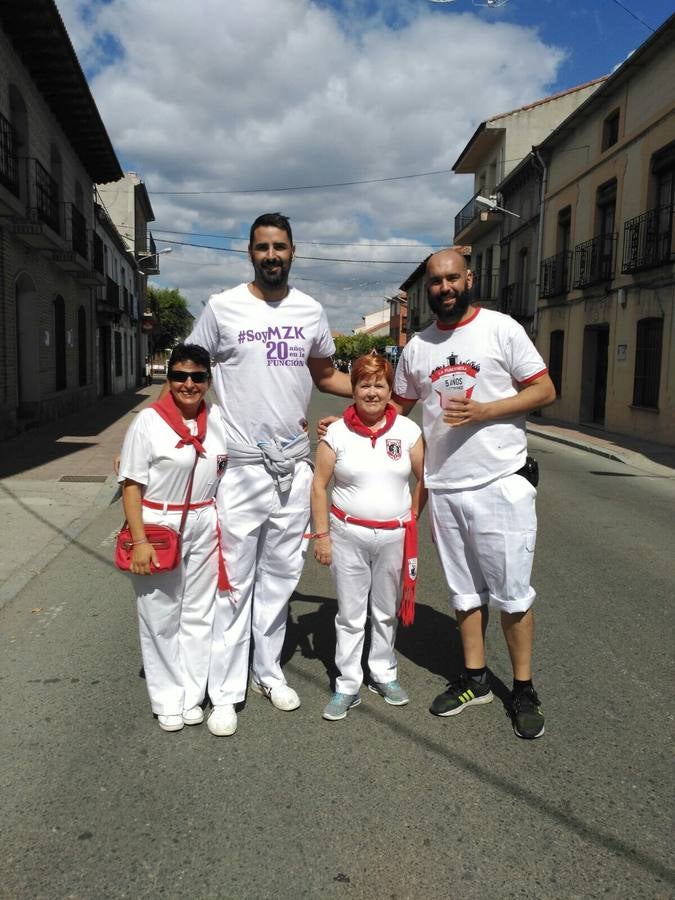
[329,516,404,695]
[132,504,218,716]
[209,461,312,704]
[429,472,537,614]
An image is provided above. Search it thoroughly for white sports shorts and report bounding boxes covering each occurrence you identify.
[428,472,537,614]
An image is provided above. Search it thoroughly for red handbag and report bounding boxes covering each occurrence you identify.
[115,523,181,572]
[115,452,199,574]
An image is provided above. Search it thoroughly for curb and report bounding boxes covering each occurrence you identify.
[527,424,675,477]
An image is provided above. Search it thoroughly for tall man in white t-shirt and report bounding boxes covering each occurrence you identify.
[393,249,556,739]
[186,213,352,736]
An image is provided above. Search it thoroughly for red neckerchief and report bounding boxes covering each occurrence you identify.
[343,403,397,447]
[151,392,207,455]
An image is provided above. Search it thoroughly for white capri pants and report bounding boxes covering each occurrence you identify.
[208,461,312,705]
[429,472,537,614]
[132,504,219,716]
[329,515,405,695]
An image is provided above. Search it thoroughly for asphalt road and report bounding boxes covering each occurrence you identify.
[1,394,673,899]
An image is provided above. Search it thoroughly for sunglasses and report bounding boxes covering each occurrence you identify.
[168,370,209,383]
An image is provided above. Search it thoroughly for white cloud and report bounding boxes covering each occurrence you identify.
[57,0,565,331]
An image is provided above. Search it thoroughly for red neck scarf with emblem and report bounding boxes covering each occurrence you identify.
[151,392,207,455]
[343,402,397,447]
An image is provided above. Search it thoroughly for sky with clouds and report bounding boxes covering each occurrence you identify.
[56,0,672,332]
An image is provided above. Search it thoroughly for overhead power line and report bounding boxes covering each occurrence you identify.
[152,237,427,265]
[609,0,655,33]
[149,168,454,195]
[145,147,592,197]
[149,228,445,249]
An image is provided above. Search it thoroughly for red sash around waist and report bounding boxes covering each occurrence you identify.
[142,497,230,590]
[142,498,214,511]
[329,504,418,626]
[330,504,407,529]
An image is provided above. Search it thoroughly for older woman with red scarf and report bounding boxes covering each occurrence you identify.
[311,352,425,720]
[118,343,229,732]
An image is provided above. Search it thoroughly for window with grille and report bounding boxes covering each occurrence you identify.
[632,317,662,409]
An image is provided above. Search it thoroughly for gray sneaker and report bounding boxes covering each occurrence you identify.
[322,692,361,721]
[368,679,409,706]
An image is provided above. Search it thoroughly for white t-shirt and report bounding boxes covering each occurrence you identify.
[118,404,228,505]
[186,282,335,445]
[322,414,421,520]
[394,308,547,490]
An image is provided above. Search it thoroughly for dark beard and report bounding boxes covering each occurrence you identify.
[254,259,290,290]
[428,287,471,324]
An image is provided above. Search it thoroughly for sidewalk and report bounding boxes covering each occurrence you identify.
[0,382,162,609]
[527,416,675,476]
[1,390,673,611]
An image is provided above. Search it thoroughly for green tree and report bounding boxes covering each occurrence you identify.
[333,333,388,362]
[148,286,194,354]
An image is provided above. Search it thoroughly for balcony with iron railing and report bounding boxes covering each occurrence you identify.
[103,276,120,312]
[30,158,60,233]
[621,204,673,273]
[137,233,160,275]
[453,190,498,243]
[69,204,88,258]
[499,281,532,318]
[0,111,20,198]
[540,251,572,298]
[74,230,106,286]
[473,268,500,303]
[52,203,91,272]
[572,233,616,289]
[9,158,64,249]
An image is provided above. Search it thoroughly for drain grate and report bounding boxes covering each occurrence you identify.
[59,475,108,483]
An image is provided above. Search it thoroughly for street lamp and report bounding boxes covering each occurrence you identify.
[136,247,172,266]
[475,195,520,218]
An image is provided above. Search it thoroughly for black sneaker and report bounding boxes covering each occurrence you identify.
[511,685,545,739]
[429,675,493,717]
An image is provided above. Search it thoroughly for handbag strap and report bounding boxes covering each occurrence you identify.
[177,450,200,535]
[119,446,203,536]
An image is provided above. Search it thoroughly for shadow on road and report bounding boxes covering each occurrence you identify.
[0,386,153,478]
[284,591,514,709]
[283,591,339,684]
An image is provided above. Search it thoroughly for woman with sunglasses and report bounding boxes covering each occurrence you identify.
[118,343,229,732]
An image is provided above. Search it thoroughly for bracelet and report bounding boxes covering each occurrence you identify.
[132,539,150,546]
[303,531,330,540]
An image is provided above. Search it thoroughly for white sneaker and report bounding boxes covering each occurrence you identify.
[182,706,204,726]
[251,681,301,711]
[158,714,184,732]
[207,704,237,736]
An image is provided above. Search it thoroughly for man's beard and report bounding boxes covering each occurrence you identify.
[254,259,290,290]
[428,287,471,324]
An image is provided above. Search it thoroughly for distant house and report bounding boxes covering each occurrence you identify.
[96,173,165,392]
[385,293,407,348]
[353,308,390,337]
